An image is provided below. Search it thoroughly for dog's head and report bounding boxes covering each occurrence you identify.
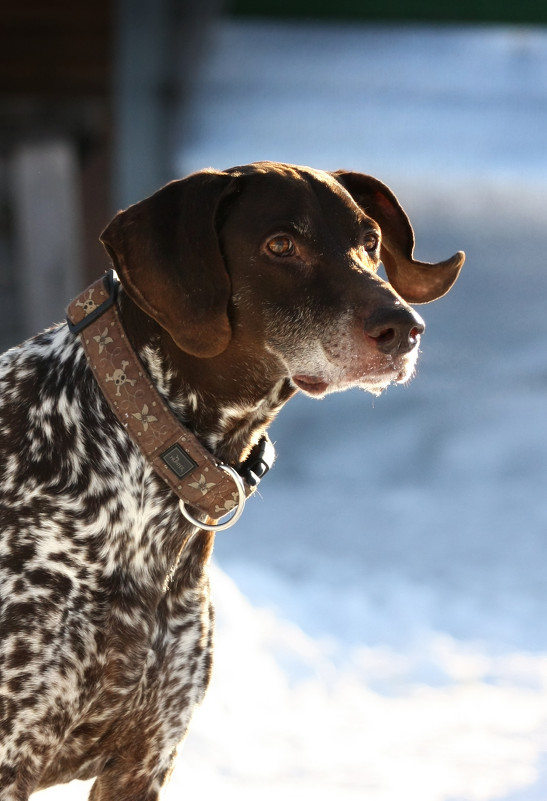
[101,162,464,396]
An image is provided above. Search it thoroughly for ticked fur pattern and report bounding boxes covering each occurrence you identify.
[0,322,228,800]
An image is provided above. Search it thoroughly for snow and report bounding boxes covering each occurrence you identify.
[34,19,547,801]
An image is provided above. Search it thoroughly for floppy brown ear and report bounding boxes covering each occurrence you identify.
[332,170,465,303]
[100,169,236,357]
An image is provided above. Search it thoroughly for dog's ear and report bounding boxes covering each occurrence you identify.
[332,171,465,303]
[100,170,236,357]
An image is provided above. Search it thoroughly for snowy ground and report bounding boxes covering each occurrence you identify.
[35,20,547,801]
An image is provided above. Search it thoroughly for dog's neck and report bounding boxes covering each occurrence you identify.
[118,292,296,467]
[138,342,293,463]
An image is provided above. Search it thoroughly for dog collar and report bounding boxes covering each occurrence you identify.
[66,270,274,530]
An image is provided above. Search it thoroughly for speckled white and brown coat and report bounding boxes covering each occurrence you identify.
[0,162,464,800]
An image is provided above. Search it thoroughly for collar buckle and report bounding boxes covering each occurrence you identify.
[240,435,276,487]
[67,270,119,336]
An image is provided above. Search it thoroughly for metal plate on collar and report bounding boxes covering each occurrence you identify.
[160,444,198,479]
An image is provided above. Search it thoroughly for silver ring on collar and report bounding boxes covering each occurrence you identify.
[178,464,246,531]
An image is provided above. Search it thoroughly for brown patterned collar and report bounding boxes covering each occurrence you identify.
[66,270,274,531]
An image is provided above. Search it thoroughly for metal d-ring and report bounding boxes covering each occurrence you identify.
[179,464,246,531]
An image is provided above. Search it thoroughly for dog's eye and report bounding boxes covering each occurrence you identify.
[266,236,295,257]
[363,233,379,252]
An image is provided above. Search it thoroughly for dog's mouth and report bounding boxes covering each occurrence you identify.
[292,352,417,397]
[291,374,331,396]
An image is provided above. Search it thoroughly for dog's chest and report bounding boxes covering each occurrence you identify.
[36,574,213,786]
[56,574,212,751]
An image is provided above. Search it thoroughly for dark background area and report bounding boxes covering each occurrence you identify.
[231,0,547,24]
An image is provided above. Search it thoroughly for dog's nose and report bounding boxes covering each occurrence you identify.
[365,306,425,356]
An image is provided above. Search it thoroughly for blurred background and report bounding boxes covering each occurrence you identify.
[2,2,547,800]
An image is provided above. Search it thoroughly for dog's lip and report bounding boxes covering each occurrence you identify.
[292,374,330,396]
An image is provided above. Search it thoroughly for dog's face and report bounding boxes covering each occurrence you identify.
[219,165,424,396]
[101,162,464,398]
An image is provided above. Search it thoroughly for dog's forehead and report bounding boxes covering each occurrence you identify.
[236,161,350,200]
[226,162,367,232]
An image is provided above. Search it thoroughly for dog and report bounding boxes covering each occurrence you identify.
[0,162,464,800]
